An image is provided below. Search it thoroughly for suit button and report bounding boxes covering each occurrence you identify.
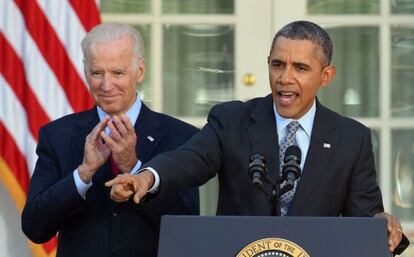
[112,206,119,216]
[111,245,119,253]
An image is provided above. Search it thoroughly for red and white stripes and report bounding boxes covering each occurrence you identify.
[0,1,100,256]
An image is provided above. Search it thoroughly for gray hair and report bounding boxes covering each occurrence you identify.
[270,21,333,67]
[81,22,145,67]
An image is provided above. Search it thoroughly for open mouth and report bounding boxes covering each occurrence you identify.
[277,91,298,105]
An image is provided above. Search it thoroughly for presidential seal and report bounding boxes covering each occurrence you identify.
[236,238,310,257]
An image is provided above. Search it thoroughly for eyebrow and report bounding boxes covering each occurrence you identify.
[270,59,281,64]
[293,62,312,70]
[113,67,129,72]
[270,58,312,69]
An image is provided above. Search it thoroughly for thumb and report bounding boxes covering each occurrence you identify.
[133,187,148,204]
[133,192,140,204]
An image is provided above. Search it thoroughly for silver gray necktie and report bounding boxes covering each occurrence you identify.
[279,121,300,216]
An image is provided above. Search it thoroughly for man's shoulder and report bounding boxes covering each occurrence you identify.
[147,109,199,134]
[42,109,95,131]
[211,95,270,114]
[318,102,369,132]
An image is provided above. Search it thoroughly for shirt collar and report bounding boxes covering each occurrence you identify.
[97,94,142,134]
[273,99,316,138]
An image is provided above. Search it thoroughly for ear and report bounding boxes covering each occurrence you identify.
[83,66,89,82]
[83,65,93,87]
[137,58,146,84]
[320,64,336,88]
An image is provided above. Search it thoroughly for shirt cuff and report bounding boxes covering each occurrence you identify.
[134,167,160,193]
[129,160,142,175]
[73,169,93,199]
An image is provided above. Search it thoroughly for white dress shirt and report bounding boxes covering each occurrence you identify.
[273,99,316,171]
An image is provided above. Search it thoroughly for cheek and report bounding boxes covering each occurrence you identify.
[88,81,103,99]
[127,78,138,91]
[116,80,136,96]
[89,82,101,93]
[269,70,279,84]
[299,82,319,100]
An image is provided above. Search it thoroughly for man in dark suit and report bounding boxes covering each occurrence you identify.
[21,23,199,257]
[106,21,409,254]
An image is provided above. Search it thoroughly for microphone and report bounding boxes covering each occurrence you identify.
[282,145,302,192]
[248,154,267,191]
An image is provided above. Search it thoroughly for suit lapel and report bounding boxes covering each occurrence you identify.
[72,108,99,154]
[246,95,279,182]
[134,104,164,163]
[290,101,337,214]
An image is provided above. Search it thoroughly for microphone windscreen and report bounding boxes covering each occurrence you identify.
[285,145,301,160]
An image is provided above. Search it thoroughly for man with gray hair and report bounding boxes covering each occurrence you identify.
[107,20,409,255]
[22,23,199,257]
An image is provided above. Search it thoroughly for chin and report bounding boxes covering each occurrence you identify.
[101,106,120,116]
[277,107,299,119]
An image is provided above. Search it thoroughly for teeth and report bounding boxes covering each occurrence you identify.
[280,92,294,96]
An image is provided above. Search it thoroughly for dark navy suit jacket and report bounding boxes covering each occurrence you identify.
[147,94,383,216]
[144,94,409,254]
[22,104,199,257]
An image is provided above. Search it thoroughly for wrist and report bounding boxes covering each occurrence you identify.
[141,170,155,191]
[78,163,95,183]
[121,158,139,173]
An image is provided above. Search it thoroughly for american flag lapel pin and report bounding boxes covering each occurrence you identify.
[323,143,331,149]
[147,136,155,142]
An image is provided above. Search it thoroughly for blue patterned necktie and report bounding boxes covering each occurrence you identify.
[279,121,300,216]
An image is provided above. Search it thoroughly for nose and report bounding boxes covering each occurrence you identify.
[101,74,113,91]
[278,66,294,85]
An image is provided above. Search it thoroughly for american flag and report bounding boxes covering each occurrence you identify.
[0,1,100,256]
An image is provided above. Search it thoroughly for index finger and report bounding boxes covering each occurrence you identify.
[105,174,135,187]
[120,114,135,134]
[90,116,110,141]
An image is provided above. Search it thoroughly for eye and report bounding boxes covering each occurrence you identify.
[271,61,284,69]
[91,71,103,78]
[296,64,308,72]
[113,71,125,77]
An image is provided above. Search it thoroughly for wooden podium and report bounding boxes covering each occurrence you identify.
[158,216,392,257]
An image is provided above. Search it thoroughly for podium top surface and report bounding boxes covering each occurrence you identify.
[158,216,391,257]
